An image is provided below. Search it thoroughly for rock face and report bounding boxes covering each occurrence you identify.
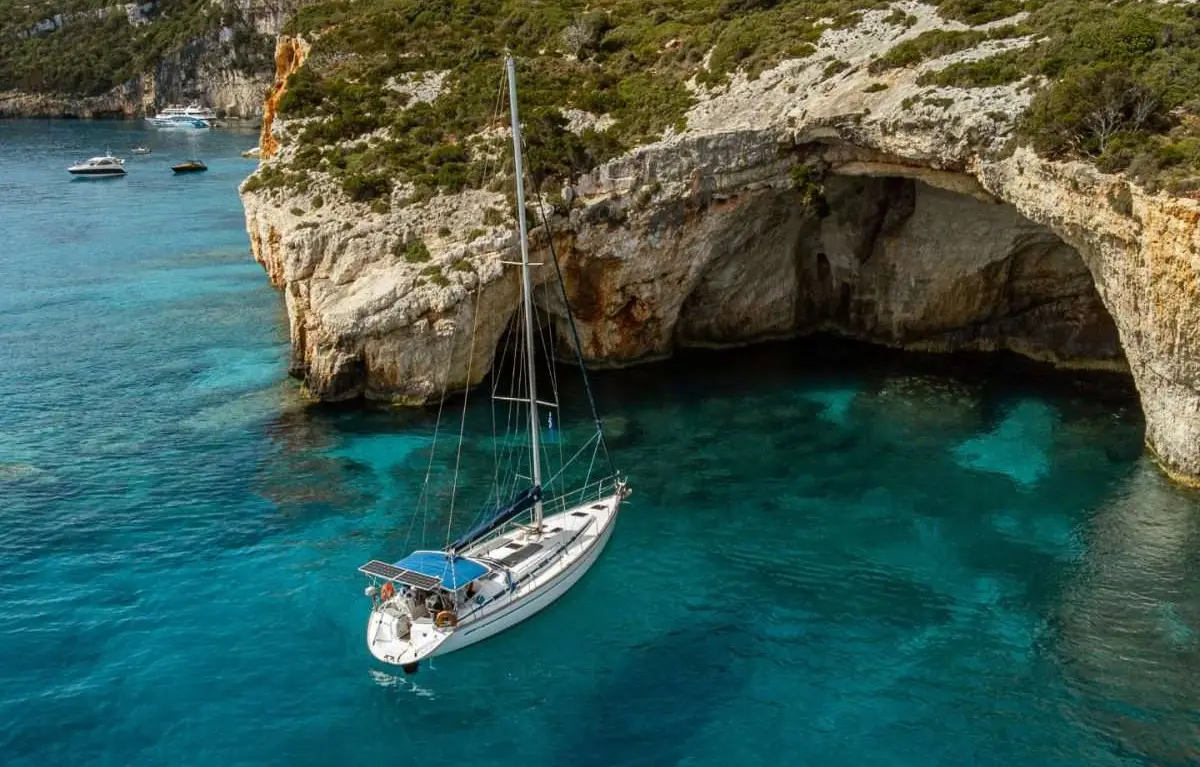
[0,0,292,119]
[242,5,1200,486]
[258,37,308,159]
[0,83,143,118]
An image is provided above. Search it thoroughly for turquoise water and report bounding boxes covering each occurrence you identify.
[2,120,1200,766]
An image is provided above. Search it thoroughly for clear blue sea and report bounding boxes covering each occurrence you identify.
[2,120,1199,767]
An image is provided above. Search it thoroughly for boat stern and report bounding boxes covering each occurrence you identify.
[365,607,451,670]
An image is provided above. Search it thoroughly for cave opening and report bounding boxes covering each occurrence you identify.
[674,171,1128,377]
[485,310,566,408]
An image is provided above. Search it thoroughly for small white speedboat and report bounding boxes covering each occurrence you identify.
[68,153,126,177]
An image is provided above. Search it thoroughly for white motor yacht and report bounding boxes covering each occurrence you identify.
[146,113,210,129]
[68,153,126,177]
[146,103,214,129]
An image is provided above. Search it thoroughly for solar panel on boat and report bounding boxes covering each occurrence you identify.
[358,559,441,590]
[496,542,543,567]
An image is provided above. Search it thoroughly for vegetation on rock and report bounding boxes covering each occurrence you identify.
[256,0,1200,200]
[913,0,1200,192]
[869,25,1026,74]
[0,0,273,97]
[270,0,889,200]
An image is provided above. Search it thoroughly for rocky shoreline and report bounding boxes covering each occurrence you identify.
[242,4,1200,485]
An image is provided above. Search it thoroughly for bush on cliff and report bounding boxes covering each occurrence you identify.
[869,25,1026,74]
[266,0,1199,199]
[272,0,880,197]
[0,0,271,97]
[909,0,1200,191]
[343,172,392,202]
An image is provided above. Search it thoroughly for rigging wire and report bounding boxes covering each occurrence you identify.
[403,322,456,552]
[531,277,566,501]
[402,67,508,552]
[444,282,485,548]
[529,177,618,478]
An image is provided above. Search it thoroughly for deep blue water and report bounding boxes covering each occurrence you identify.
[2,120,1200,767]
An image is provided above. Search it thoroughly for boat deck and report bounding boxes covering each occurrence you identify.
[364,490,623,666]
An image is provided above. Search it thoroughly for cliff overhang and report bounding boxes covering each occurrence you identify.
[242,7,1200,487]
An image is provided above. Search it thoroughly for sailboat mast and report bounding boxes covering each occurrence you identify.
[505,53,544,529]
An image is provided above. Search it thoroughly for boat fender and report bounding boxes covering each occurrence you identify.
[435,611,459,628]
[380,582,396,601]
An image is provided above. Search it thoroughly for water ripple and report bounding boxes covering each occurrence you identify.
[1,121,1198,767]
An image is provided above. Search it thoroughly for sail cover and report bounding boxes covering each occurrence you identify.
[450,485,542,552]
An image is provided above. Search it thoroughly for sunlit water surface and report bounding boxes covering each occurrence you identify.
[2,121,1199,767]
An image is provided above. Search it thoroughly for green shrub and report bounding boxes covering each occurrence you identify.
[790,162,824,206]
[1022,64,1165,160]
[917,50,1027,87]
[884,9,918,28]
[871,26,1026,74]
[482,207,507,226]
[399,236,431,263]
[822,59,849,79]
[864,82,889,93]
[343,172,391,203]
[934,0,1022,26]
[421,265,450,286]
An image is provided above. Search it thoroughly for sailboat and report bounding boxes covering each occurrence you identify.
[358,54,630,674]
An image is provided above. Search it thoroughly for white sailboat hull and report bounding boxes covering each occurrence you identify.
[365,490,622,668]
[360,54,628,674]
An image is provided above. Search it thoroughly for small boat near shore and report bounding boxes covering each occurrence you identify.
[148,115,210,129]
[171,160,207,174]
[68,153,125,177]
[146,102,215,129]
[131,147,152,156]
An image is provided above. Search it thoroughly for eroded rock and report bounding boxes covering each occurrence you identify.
[242,12,1200,486]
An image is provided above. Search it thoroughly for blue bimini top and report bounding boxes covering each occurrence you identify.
[392,550,490,590]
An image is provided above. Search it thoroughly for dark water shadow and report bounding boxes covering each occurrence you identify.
[1047,461,1200,766]
[552,620,747,766]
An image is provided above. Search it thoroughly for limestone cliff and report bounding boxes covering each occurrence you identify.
[242,3,1200,485]
[0,0,293,119]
